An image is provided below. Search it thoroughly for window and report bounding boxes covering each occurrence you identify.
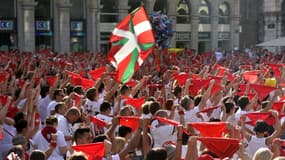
[100,0,118,22]
[267,24,275,29]
[35,0,52,19]
[0,0,15,18]
[218,2,230,24]
[199,0,211,24]
[70,0,85,19]
[177,0,191,24]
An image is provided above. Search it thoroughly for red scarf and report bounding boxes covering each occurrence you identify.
[41,126,57,143]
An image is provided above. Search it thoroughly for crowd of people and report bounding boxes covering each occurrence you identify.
[1,48,285,160]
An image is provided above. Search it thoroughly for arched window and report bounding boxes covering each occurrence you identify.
[199,0,211,24]
[218,2,230,24]
[153,0,167,13]
[177,0,191,23]
[100,0,118,22]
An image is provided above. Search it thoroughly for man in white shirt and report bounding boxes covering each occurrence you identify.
[57,107,81,147]
[47,89,64,117]
[32,116,67,160]
[96,102,113,133]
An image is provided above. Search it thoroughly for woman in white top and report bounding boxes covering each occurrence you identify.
[241,111,284,159]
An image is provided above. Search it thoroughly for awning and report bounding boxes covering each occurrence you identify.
[256,37,285,47]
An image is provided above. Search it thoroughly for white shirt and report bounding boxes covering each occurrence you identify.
[47,101,57,116]
[39,95,52,123]
[150,125,177,147]
[32,130,67,160]
[0,123,16,158]
[57,116,73,147]
[96,114,112,133]
[83,98,103,116]
[246,136,267,159]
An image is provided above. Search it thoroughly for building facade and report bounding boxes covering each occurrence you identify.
[0,0,240,53]
[256,0,285,52]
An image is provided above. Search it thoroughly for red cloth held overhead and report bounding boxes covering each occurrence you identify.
[125,80,137,88]
[198,137,240,158]
[119,116,140,131]
[188,79,209,96]
[47,76,58,87]
[154,116,189,134]
[250,84,276,101]
[88,67,106,81]
[243,70,260,83]
[174,73,189,85]
[245,112,275,126]
[72,142,105,160]
[189,122,227,137]
[272,102,285,113]
[124,97,145,110]
[198,106,220,114]
[266,64,282,77]
[90,116,108,131]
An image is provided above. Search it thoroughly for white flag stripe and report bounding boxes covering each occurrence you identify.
[113,28,141,64]
[134,21,152,37]
[137,57,143,66]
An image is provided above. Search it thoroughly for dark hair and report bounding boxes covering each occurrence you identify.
[30,150,46,160]
[180,96,192,110]
[86,88,97,101]
[74,128,91,143]
[146,147,168,160]
[15,119,27,133]
[225,102,234,113]
[165,99,174,110]
[40,85,50,98]
[120,85,130,95]
[100,102,111,112]
[118,126,132,137]
[73,86,85,95]
[55,102,66,113]
[45,116,58,125]
[261,101,269,109]
[53,89,63,100]
[254,120,269,134]
[68,152,88,160]
[93,134,108,143]
[149,101,161,115]
[7,145,24,159]
[173,86,182,97]
[238,96,249,110]
[142,102,150,114]
[13,112,25,124]
[194,95,202,106]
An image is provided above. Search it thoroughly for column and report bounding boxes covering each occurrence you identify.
[211,2,219,51]
[145,0,155,15]
[87,0,99,52]
[118,0,129,20]
[190,0,199,51]
[54,0,72,53]
[17,0,37,52]
[167,0,177,48]
[231,0,240,49]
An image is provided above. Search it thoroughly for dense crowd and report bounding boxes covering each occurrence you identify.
[1,48,285,160]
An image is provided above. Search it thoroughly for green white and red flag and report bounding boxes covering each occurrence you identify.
[108,6,155,84]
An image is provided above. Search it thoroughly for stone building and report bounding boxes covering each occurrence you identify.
[0,0,240,53]
[256,0,285,52]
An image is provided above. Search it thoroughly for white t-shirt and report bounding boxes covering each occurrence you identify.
[57,116,73,147]
[32,130,67,160]
[96,114,112,133]
[47,101,57,116]
[83,98,103,116]
[246,136,267,159]
[184,107,208,123]
[150,125,177,147]
[39,95,52,123]
[0,123,16,158]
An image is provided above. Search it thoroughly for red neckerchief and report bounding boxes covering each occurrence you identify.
[41,126,56,143]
